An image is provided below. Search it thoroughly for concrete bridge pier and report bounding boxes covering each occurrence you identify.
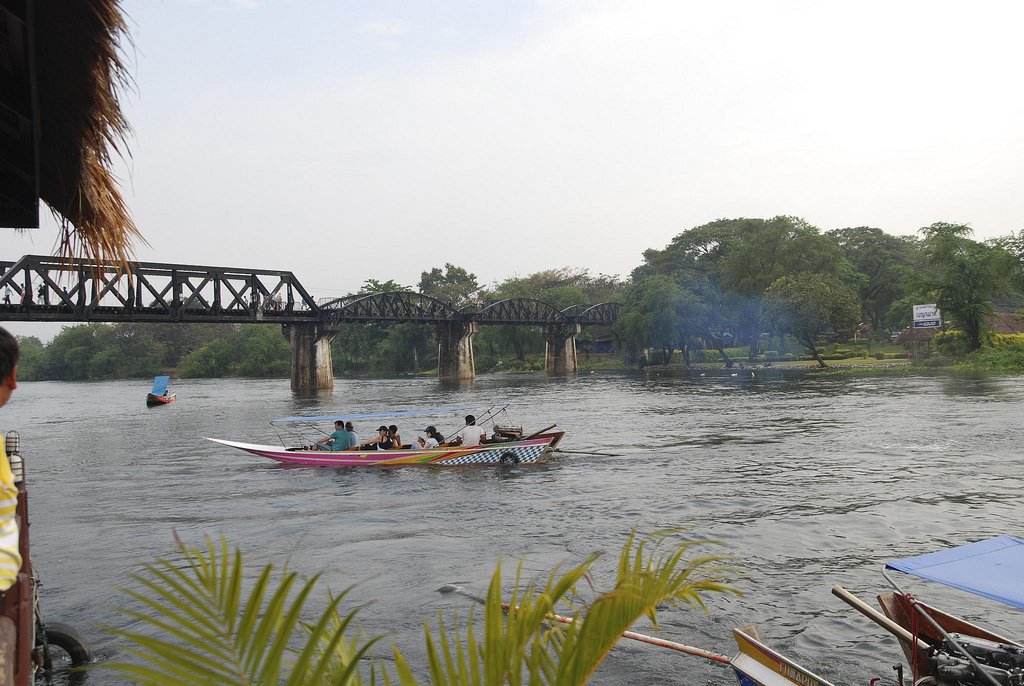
[436,320,478,380]
[287,324,334,391]
[543,323,581,374]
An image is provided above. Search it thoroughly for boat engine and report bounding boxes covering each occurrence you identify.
[490,426,523,442]
[931,634,1024,685]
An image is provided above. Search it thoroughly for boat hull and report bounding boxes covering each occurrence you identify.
[731,628,835,686]
[146,392,176,406]
[206,432,565,467]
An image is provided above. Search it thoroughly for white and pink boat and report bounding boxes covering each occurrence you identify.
[207,407,564,467]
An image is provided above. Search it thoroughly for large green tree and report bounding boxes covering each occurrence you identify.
[918,222,1019,352]
[615,275,709,365]
[474,268,622,368]
[826,227,922,332]
[180,325,290,378]
[762,273,860,367]
[636,216,849,361]
[418,263,479,306]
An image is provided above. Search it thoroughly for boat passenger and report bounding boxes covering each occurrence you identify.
[345,422,359,451]
[417,426,446,448]
[451,415,488,447]
[317,420,351,451]
[360,426,394,451]
[388,424,403,450]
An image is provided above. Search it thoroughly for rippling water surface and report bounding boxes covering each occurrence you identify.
[5,370,1023,684]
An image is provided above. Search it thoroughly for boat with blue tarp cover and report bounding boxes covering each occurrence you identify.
[145,376,175,406]
[834,535,1024,686]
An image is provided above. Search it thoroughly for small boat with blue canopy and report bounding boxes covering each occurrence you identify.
[145,376,175,406]
[207,405,564,467]
[834,535,1024,686]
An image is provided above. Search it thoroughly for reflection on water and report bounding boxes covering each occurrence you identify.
[5,371,1024,684]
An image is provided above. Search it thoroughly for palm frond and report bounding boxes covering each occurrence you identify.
[421,531,737,686]
[104,535,383,686]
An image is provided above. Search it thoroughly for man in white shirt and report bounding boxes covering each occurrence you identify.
[453,415,488,447]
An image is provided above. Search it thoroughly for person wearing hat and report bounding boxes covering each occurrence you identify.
[359,425,395,451]
[417,426,446,448]
[451,414,488,447]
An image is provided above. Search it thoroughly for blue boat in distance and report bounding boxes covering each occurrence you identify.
[146,375,176,406]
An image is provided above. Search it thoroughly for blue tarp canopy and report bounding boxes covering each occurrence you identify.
[272,407,469,424]
[150,375,170,395]
[886,535,1024,609]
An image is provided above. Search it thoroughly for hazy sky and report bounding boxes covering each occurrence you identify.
[5,0,1024,340]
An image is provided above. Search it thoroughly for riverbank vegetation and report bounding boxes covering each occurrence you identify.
[13,218,1024,380]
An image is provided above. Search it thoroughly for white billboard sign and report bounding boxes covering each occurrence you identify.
[912,304,941,329]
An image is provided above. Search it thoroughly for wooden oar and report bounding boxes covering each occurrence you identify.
[438,584,731,665]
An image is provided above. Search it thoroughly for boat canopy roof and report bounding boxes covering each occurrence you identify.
[150,375,170,395]
[272,407,469,424]
[886,535,1024,609]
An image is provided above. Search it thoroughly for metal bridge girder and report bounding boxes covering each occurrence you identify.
[0,257,622,329]
[0,255,319,323]
[321,291,460,325]
[477,298,569,325]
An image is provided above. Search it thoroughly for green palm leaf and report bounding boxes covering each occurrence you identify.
[104,535,384,686]
[422,530,736,686]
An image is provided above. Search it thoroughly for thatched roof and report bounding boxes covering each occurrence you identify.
[0,0,142,267]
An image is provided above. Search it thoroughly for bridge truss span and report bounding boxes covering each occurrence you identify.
[476,298,569,325]
[0,255,319,323]
[320,291,460,325]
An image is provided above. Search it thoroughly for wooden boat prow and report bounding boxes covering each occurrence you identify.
[731,626,836,686]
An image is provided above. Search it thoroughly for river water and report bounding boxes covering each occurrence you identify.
[4,370,1023,684]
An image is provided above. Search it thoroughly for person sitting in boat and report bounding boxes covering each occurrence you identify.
[360,426,394,451]
[417,426,446,448]
[388,425,404,449]
[345,422,359,449]
[316,420,352,451]
[451,415,489,447]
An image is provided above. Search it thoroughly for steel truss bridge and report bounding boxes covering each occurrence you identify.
[0,255,621,329]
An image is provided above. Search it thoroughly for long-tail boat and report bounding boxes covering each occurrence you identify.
[145,375,176,406]
[208,406,564,467]
[834,535,1024,686]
